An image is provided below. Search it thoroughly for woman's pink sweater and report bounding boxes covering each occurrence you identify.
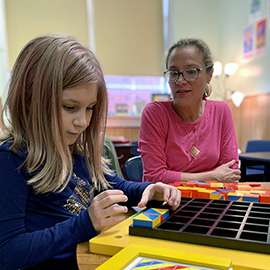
[139,99,239,183]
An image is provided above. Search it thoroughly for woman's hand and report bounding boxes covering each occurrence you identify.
[138,182,181,211]
[213,160,241,182]
[88,190,128,233]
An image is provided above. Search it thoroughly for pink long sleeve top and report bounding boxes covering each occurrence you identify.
[139,99,239,183]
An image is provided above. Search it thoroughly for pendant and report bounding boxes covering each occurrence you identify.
[189,145,200,158]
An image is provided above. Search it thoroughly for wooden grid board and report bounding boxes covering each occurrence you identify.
[129,197,270,254]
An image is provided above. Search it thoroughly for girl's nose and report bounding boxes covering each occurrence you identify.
[74,112,88,127]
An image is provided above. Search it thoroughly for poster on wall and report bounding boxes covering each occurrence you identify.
[249,0,261,23]
[255,18,267,56]
[243,24,254,60]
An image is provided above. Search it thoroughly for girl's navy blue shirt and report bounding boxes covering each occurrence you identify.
[0,140,152,269]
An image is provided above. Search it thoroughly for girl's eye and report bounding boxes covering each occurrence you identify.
[63,104,95,111]
[63,105,76,111]
[87,105,95,111]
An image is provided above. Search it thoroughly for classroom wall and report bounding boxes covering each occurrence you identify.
[4,0,164,76]
[170,0,221,59]
[93,0,164,76]
[5,0,89,70]
[228,92,270,152]
[5,0,269,96]
[0,0,8,101]
[217,0,270,150]
[218,0,270,97]
[171,0,270,99]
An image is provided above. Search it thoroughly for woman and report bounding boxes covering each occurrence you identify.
[139,38,241,184]
[0,34,180,270]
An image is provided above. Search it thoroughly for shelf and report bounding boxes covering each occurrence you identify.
[106,116,141,128]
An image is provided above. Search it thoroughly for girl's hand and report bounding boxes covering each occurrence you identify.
[88,189,128,233]
[138,182,181,211]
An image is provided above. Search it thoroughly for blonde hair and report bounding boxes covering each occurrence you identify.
[165,38,213,99]
[2,34,111,193]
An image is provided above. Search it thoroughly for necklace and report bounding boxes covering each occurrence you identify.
[171,101,204,158]
[183,117,203,158]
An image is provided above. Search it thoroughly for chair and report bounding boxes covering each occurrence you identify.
[130,141,140,156]
[124,156,143,182]
[103,135,124,178]
[244,140,270,180]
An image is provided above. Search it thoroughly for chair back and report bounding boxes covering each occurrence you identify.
[246,140,270,152]
[245,140,270,173]
[124,156,143,182]
[130,141,140,156]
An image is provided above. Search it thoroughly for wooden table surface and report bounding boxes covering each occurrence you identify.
[77,210,135,269]
[76,241,110,270]
[77,182,270,269]
[239,152,270,161]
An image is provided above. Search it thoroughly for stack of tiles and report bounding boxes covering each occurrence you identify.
[133,208,169,229]
[168,181,270,203]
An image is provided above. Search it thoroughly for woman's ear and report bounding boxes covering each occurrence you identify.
[207,67,214,83]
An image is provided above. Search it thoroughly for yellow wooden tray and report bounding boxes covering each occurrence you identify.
[95,243,232,270]
[90,217,270,270]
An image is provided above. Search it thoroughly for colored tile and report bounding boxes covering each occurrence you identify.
[227,193,243,201]
[133,213,161,228]
[145,208,169,220]
[210,191,224,200]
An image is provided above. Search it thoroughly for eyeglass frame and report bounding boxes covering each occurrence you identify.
[163,65,213,83]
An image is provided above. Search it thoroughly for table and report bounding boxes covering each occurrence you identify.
[239,152,270,181]
[77,210,135,269]
[76,242,110,270]
[77,182,270,270]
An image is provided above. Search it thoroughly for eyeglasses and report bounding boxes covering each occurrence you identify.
[164,65,213,83]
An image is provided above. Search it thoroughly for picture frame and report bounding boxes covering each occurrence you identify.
[255,17,267,56]
[243,24,254,60]
[115,103,130,116]
[133,101,146,116]
[95,244,232,270]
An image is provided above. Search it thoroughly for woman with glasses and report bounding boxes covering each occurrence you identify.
[139,38,240,184]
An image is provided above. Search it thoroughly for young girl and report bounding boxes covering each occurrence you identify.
[0,34,181,270]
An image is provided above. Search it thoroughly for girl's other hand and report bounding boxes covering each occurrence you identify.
[88,190,128,233]
[138,182,181,211]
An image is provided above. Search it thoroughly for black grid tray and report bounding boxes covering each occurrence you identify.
[129,197,270,254]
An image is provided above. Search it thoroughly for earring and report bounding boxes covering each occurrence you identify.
[204,84,212,98]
